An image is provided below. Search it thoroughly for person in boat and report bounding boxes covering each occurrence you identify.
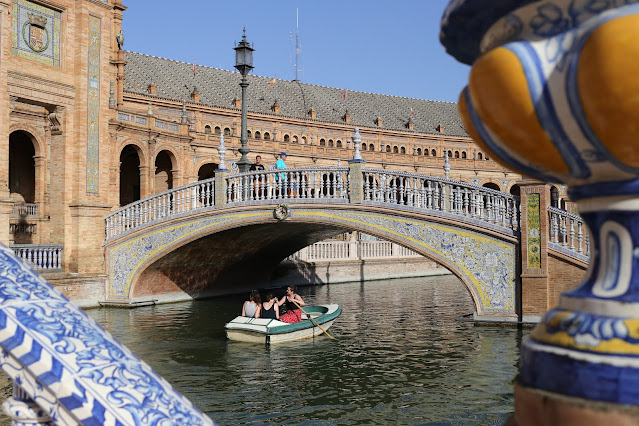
[260,293,280,320]
[276,286,305,323]
[241,290,261,318]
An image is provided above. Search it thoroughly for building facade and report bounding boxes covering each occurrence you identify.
[1,0,550,302]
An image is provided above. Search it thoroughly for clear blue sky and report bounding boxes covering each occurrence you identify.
[121,1,470,103]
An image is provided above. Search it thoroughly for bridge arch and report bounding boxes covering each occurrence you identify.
[105,204,518,319]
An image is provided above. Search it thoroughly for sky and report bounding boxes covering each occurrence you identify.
[121,0,470,103]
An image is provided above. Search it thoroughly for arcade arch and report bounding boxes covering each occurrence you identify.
[9,131,37,204]
[154,150,175,193]
[119,145,141,206]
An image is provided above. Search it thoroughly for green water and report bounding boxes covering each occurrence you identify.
[83,275,528,425]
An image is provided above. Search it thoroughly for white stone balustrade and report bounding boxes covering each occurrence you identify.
[225,167,349,204]
[12,203,38,216]
[289,240,421,261]
[362,169,520,231]
[105,178,216,239]
[548,206,590,259]
[10,244,63,270]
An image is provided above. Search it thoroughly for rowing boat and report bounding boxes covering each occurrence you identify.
[224,304,341,344]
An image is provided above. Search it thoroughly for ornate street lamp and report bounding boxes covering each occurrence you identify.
[234,28,254,173]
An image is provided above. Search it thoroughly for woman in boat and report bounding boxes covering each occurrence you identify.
[276,286,305,323]
[241,290,262,318]
[260,293,280,320]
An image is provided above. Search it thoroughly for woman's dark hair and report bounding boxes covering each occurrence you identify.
[265,292,275,301]
[287,286,297,293]
[250,290,261,305]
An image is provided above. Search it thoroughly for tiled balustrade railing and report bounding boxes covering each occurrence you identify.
[0,245,213,424]
[105,167,521,241]
[548,206,590,261]
[11,244,63,270]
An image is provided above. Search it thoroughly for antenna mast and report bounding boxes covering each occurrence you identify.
[295,8,300,81]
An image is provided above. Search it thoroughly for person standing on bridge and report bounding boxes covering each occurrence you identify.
[277,286,305,323]
[275,152,287,196]
[241,290,262,318]
[249,155,266,198]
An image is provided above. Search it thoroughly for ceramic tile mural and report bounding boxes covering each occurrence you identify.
[12,0,61,66]
[87,16,101,194]
[527,193,541,268]
[107,208,517,314]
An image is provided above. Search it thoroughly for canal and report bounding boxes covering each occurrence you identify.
[84,275,528,424]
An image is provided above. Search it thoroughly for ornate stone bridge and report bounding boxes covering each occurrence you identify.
[103,160,588,322]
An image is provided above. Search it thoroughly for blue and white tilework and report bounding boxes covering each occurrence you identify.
[0,245,213,425]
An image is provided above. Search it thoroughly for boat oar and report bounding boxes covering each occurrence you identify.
[292,300,336,340]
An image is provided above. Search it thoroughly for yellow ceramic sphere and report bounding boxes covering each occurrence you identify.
[578,14,639,168]
[468,47,570,175]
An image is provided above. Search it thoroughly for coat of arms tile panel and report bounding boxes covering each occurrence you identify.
[12,0,61,67]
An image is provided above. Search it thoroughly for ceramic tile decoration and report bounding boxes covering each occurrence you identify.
[12,0,61,67]
[86,15,101,194]
[526,193,541,268]
[441,0,639,409]
[0,245,213,424]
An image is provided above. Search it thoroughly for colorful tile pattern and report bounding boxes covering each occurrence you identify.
[527,193,541,268]
[86,16,101,194]
[12,0,60,67]
[0,245,213,425]
[106,208,517,314]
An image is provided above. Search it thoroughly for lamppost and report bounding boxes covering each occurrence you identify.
[234,28,254,173]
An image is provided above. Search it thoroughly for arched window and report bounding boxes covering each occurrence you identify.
[320,138,326,146]
[455,151,460,158]
[293,135,299,143]
[509,184,521,197]
[154,150,174,194]
[483,182,500,191]
[485,155,490,161]
[264,132,271,140]
[393,146,398,154]
[478,152,483,160]
[247,130,252,138]
[431,149,436,156]
[461,151,467,159]
[284,134,290,142]
[400,147,406,154]
[224,127,231,136]
[328,139,334,147]
[204,125,211,134]
[301,136,307,144]
[119,144,140,206]
[416,148,422,155]
[254,131,261,139]
[214,126,221,135]
[198,163,217,180]
[362,143,367,151]
[369,144,375,152]
[386,145,391,153]
[447,150,452,157]
[336,140,342,148]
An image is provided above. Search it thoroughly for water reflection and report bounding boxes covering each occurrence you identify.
[0,275,527,425]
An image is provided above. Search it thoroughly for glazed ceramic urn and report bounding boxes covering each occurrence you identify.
[441,0,639,422]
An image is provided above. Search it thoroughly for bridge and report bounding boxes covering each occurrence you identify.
[103,151,589,322]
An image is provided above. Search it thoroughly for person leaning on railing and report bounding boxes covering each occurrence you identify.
[249,155,266,198]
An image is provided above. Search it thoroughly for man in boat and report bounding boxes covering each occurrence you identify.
[276,286,305,323]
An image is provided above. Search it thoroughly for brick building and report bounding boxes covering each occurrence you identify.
[1,0,566,300]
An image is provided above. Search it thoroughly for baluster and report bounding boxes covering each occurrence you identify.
[577,222,584,254]
[500,198,507,227]
[569,218,576,251]
[585,232,591,257]
[551,213,559,244]
[561,216,568,247]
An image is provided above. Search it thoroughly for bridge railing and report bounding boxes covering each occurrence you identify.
[287,239,422,261]
[362,169,520,231]
[548,206,590,260]
[105,178,216,239]
[225,167,349,204]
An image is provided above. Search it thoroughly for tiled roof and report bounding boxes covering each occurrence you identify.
[123,51,469,137]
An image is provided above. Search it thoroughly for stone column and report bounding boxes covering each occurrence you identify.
[348,128,365,204]
[518,180,551,323]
